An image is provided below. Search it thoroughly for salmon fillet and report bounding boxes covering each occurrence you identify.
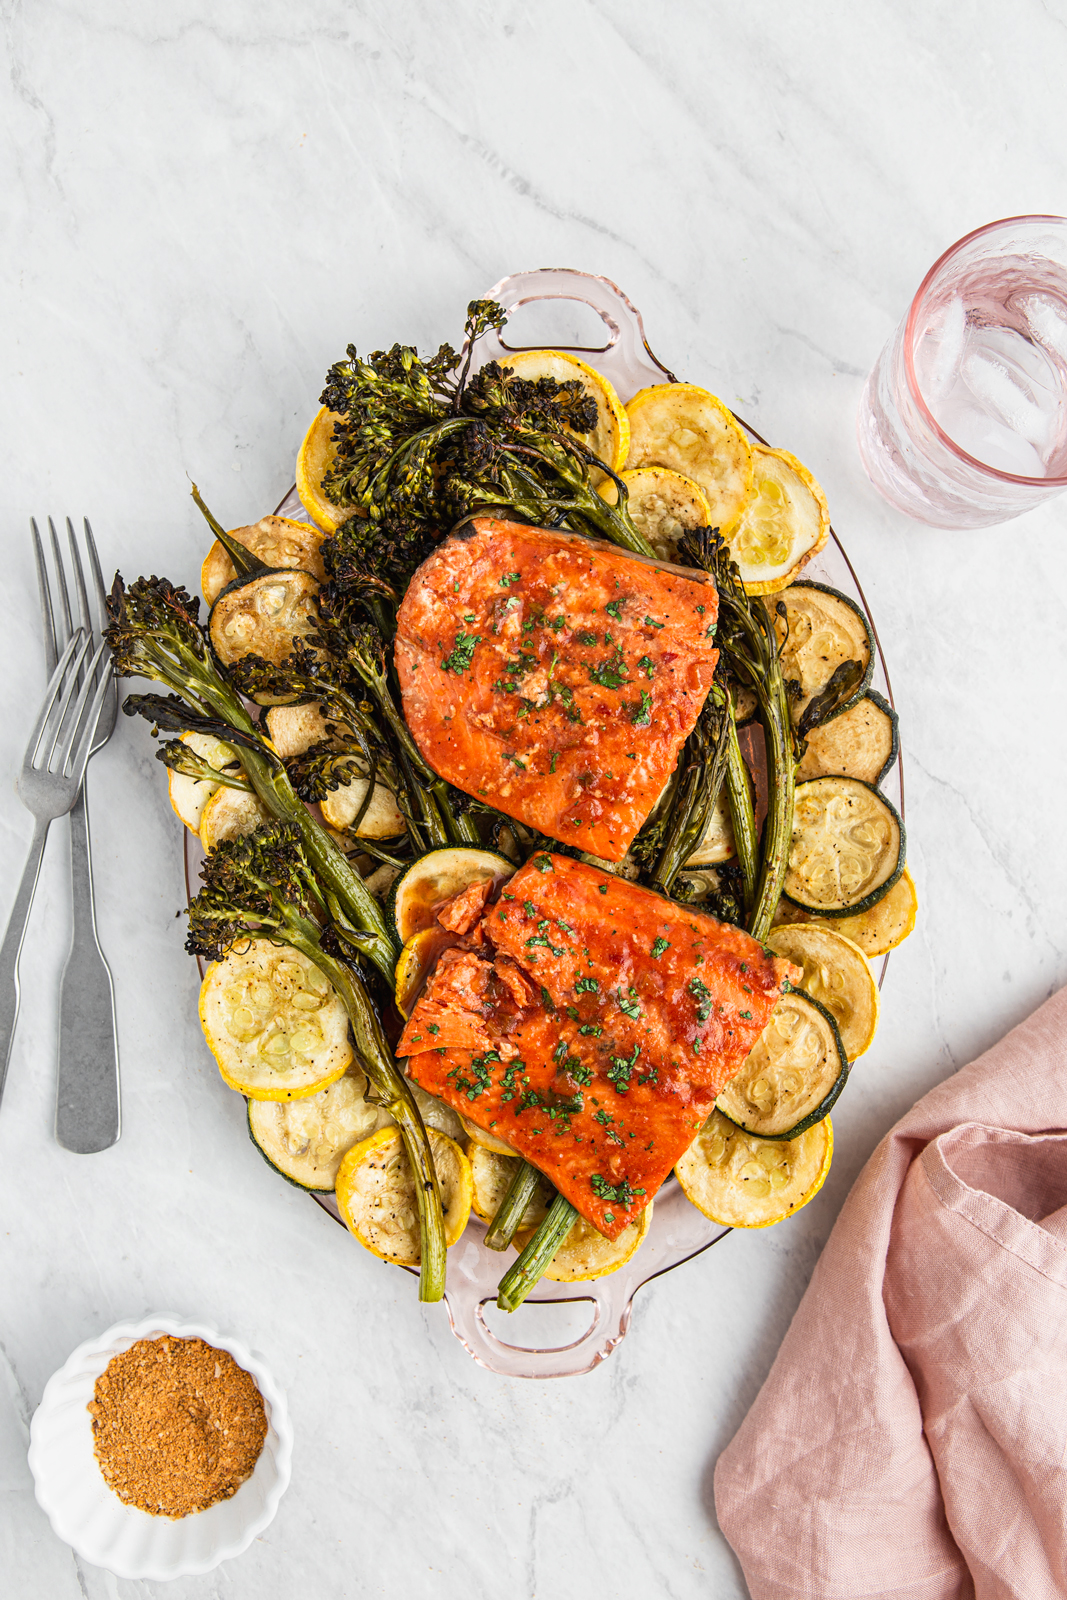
[395,517,719,861]
[398,855,794,1240]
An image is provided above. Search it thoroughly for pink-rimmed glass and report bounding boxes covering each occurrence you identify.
[858,215,1067,528]
[189,269,902,1377]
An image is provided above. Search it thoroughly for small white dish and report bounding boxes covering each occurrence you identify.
[27,1313,293,1580]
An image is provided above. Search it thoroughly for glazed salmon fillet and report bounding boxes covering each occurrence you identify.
[398,855,794,1240]
[395,517,719,861]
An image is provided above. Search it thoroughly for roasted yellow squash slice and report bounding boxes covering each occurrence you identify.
[199,942,351,1100]
[624,384,754,533]
[785,776,905,916]
[201,516,326,606]
[296,407,356,532]
[726,445,829,594]
[469,1146,552,1228]
[264,701,332,760]
[209,570,320,684]
[502,349,629,480]
[335,1126,472,1263]
[394,925,457,1019]
[248,1067,385,1191]
[772,866,918,957]
[198,787,273,853]
[767,924,880,1061]
[519,1203,652,1282]
[597,466,711,560]
[676,1110,832,1228]
[408,1083,465,1143]
[167,731,243,833]
[320,777,406,840]
[458,1112,519,1158]
[795,691,899,787]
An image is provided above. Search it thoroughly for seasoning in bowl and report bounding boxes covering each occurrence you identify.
[88,1334,267,1518]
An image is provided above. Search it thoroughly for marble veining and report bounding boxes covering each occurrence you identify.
[3,3,1067,1596]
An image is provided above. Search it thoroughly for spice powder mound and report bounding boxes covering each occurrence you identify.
[88,1335,268,1518]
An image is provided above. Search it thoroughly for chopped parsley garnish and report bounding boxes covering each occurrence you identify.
[549,751,558,774]
[630,691,652,727]
[643,615,664,629]
[534,854,553,872]
[541,986,555,1011]
[598,885,608,895]
[589,649,629,690]
[550,615,565,631]
[637,655,655,679]
[617,986,642,1020]
[740,1010,752,1019]
[607,1045,640,1094]
[590,1173,645,1205]
[605,600,624,619]
[504,752,527,770]
[565,1005,579,1020]
[441,633,480,673]
[577,630,598,646]
[651,938,670,959]
[499,571,521,587]
[575,977,599,994]
[688,976,714,1023]
[446,1049,500,1101]
[524,900,537,916]
[427,1023,440,1035]
[578,1024,602,1036]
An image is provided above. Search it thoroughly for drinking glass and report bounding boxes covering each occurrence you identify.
[857,216,1067,528]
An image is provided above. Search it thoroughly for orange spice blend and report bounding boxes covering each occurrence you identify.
[88,1334,267,1517]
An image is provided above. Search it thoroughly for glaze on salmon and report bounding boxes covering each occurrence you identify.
[398,855,794,1240]
[394,517,719,861]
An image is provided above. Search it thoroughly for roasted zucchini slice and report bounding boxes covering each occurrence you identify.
[167,731,244,833]
[715,990,848,1138]
[387,847,516,945]
[334,1126,472,1263]
[296,406,354,533]
[209,570,320,683]
[502,349,629,480]
[320,777,406,840]
[767,925,880,1061]
[597,466,711,560]
[518,1204,653,1282]
[248,1067,384,1191]
[201,516,326,606]
[772,865,918,957]
[264,701,331,760]
[676,1110,833,1228]
[726,446,829,595]
[458,1112,519,1158]
[199,942,352,1100]
[773,581,874,725]
[198,787,273,853]
[796,690,899,787]
[624,384,754,533]
[469,1146,552,1228]
[785,776,905,916]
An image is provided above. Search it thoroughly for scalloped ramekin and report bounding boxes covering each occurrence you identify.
[27,1314,292,1580]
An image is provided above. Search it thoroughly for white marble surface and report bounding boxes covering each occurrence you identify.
[3,3,1067,1595]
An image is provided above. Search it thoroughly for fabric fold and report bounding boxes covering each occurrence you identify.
[714,984,1067,1599]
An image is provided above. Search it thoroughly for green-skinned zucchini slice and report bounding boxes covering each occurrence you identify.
[796,690,899,787]
[469,1146,553,1228]
[767,924,879,1061]
[387,847,516,945]
[772,864,918,956]
[209,569,320,688]
[676,1110,832,1228]
[248,1068,384,1190]
[715,990,848,1138]
[684,789,736,867]
[773,581,874,726]
[784,776,905,916]
[201,516,326,606]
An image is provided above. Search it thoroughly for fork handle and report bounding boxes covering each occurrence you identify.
[0,817,51,1110]
[56,785,120,1153]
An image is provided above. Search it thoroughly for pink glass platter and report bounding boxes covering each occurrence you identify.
[186,268,903,1378]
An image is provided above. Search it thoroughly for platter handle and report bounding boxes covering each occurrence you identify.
[474,267,675,396]
[443,1276,636,1380]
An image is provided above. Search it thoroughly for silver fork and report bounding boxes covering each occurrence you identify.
[33,518,121,1153]
[0,624,113,1113]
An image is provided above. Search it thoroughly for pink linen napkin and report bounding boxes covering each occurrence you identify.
[714,983,1067,1600]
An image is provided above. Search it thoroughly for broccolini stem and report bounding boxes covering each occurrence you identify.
[292,942,448,1302]
[718,689,758,914]
[496,1194,578,1311]
[484,1160,542,1252]
[748,611,795,943]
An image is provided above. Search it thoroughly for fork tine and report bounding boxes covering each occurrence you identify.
[82,517,107,624]
[25,630,86,767]
[62,649,114,782]
[48,517,74,651]
[66,516,92,634]
[31,518,59,673]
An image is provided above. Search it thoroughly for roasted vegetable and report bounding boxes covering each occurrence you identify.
[785,776,905,916]
[185,818,448,1301]
[675,1109,833,1228]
